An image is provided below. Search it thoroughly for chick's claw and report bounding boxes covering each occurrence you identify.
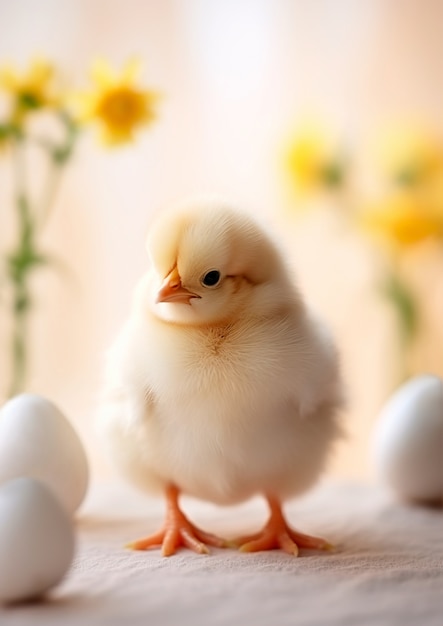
[126,485,228,556]
[234,497,334,556]
[126,516,225,556]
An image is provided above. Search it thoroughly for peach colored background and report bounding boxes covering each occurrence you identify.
[0,0,442,481]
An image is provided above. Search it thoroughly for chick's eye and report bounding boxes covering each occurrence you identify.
[201,270,221,287]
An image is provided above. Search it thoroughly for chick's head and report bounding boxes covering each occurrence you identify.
[145,201,291,326]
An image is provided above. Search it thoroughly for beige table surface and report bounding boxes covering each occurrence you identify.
[1,480,442,625]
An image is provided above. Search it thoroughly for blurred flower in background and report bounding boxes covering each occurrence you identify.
[364,124,443,249]
[378,124,443,188]
[362,124,443,374]
[285,121,346,199]
[286,119,443,381]
[0,56,158,396]
[363,190,443,249]
[0,57,59,125]
[75,59,159,145]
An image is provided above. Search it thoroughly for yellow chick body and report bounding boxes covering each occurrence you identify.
[98,201,343,556]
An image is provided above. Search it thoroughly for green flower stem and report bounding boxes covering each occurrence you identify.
[9,278,29,397]
[380,267,418,382]
[38,159,64,229]
[8,140,33,397]
[37,113,78,230]
[6,113,78,397]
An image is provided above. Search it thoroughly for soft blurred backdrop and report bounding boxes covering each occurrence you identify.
[1,0,442,481]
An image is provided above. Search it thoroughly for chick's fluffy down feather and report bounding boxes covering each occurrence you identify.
[97,201,343,506]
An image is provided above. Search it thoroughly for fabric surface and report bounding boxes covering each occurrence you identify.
[1,481,442,625]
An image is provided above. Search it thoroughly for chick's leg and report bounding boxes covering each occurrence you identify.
[234,496,333,556]
[126,485,227,556]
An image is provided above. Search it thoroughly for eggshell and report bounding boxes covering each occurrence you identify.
[0,477,75,604]
[0,394,89,515]
[373,375,443,503]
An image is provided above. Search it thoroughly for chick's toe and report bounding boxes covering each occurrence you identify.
[234,496,334,556]
[126,485,228,556]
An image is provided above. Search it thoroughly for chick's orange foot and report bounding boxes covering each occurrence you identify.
[232,497,334,556]
[126,485,228,557]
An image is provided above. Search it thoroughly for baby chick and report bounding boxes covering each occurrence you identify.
[98,200,343,556]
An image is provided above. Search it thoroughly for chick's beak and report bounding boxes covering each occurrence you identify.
[156,267,199,304]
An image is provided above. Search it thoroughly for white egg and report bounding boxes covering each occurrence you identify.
[0,394,89,515]
[0,477,75,604]
[373,374,443,504]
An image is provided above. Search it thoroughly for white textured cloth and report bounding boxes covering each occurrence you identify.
[1,481,442,625]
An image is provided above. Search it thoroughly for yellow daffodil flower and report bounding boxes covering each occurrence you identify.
[377,124,443,187]
[0,57,57,123]
[361,189,443,249]
[76,59,158,145]
[285,123,344,195]
[363,123,443,250]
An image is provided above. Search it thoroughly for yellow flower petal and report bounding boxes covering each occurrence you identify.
[90,58,116,88]
[0,56,58,124]
[27,58,54,89]
[285,122,344,195]
[121,58,142,85]
[361,191,443,248]
[376,123,443,185]
[100,124,134,146]
[78,59,159,146]
[0,65,19,90]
